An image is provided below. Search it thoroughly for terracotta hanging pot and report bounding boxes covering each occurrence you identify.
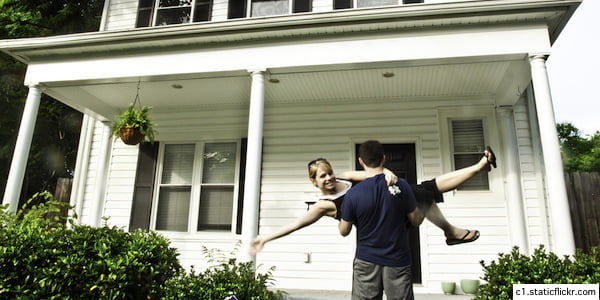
[118,126,145,145]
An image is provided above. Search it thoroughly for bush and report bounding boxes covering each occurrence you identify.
[0,196,181,299]
[162,247,284,300]
[476,245,600,300]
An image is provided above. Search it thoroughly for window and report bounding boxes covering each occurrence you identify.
[333,0,421,10]
[228,0,311,18]
[136,0,212,27]
[451,119,489,190]
[153,141,241,232]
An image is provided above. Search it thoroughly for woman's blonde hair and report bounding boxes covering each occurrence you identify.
[307,158,334,179]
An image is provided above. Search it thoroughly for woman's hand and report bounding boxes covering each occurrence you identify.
[383,168,398,186]
[250,238,266,255]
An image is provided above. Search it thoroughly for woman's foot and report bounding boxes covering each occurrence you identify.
[445,229,480,246]
[485,146,497,168]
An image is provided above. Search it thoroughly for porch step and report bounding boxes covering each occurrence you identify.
[281,289,474,300]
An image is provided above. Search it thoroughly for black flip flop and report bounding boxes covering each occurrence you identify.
[486,146,497,168]
[446,230,480,246]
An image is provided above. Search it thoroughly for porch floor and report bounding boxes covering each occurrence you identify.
[281,289,474,300]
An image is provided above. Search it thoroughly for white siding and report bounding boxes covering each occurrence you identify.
[102,140,139,228]
[212,0,230,21]
[79,120,106,224]
[313,0,332,13]
[256,97,511,292]
[78,96,549,292]
[100,0,484,31]
[104,0,138,31]
[514,96,551,249]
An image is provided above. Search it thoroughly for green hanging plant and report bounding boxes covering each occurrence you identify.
[111,81,157,145]
[112,103,156,145]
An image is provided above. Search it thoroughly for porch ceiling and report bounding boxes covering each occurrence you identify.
[43,56,530,122]
[0,0,567,121]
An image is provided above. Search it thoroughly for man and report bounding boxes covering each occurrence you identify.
[339,140,424,300]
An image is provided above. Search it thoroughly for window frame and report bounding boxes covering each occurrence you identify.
[449,119,489,191]
[136,0,213,27]
[150,140,242,234]
[228,0,312,19]
[438,107,496,193]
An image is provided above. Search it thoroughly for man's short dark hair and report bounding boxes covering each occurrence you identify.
[359,140,384,168]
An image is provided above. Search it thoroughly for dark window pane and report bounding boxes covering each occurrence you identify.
[156,7,191,25]
[228,0,247,19]
[293,0,310,13]
[139,0,155,8]
[198,186,234,231]
[334,0,352,9]
[156,186,191,231]
[193,0,212,21]
[136,9,154,27]
[403,0,422,3]
[159,0,192,7]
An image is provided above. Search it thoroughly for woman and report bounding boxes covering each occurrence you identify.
[250,147,496,255]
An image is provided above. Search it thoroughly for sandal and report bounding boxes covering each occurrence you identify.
[485,146,497,168]
[446,230,480,246]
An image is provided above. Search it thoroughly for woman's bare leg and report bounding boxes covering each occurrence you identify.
[420,149,495,242]
[420,202,478,240]
[435,150,493,193]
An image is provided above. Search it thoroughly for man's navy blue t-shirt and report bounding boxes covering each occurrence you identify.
[340,174,417,267]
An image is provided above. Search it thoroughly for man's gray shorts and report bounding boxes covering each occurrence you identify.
[352,258,414,300]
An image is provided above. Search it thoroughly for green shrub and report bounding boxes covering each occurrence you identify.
[0,194,283,299]
[476,245,600,300]
[162,247,285,300]
[0,197,181,299]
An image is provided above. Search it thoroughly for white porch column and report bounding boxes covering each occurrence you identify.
[90,122,113,227]
[241,70,266,263]
[497,106,529,254]
[2,84,43,212]
[529,55,575,255]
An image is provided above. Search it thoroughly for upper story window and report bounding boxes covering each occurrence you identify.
[228,0,311,19]
[136,0,213,27]
[334,0,421,9]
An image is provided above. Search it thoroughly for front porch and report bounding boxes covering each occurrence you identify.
[282,288,473,299]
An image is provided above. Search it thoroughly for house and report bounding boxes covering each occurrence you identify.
[1,0,581,294]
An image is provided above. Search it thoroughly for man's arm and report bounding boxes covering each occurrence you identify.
[338,219,353,236]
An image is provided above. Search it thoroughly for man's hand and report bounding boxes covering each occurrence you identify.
[383,168,398,186]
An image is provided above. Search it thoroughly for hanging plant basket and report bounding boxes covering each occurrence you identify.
[111,80,157,146]
[118,126,145,145]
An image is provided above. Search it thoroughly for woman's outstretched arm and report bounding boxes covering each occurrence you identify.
[250,201,335,255]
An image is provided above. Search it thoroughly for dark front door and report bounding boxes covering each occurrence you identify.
[355,143,421,283]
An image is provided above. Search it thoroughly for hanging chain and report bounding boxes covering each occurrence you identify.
[133,79,142,108]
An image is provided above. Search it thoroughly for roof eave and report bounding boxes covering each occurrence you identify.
[0,0,581,63]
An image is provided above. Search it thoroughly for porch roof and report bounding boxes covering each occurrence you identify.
[0,0,581,122]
